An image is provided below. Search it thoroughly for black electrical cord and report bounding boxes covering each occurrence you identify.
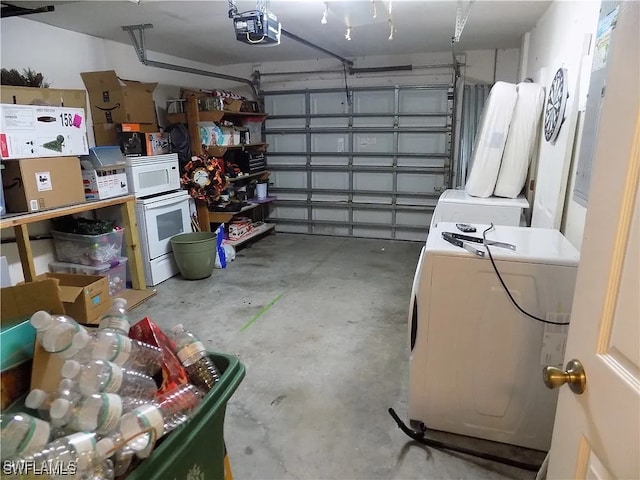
[343,63,351,107]
[483,224,570,326]
[388,408,542,472]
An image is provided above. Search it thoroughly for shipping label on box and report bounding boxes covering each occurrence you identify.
[0,104,89,159]
[81,165,128,200]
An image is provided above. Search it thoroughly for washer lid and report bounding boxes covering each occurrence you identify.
[427,222,580,266]
[439,189,529,208]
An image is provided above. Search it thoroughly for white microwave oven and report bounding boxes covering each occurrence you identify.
[125,153,181,198]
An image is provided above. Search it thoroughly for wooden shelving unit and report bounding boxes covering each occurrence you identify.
[0,195,156,309]
[176,94,275,240]
[227,222,276,247]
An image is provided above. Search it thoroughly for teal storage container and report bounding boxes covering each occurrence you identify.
[128,352,245,480]
[0,320,36,371]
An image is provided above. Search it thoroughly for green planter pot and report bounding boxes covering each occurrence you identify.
[170,232,217,280]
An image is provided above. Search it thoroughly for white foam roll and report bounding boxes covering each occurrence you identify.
[494,82,545,198]
[465,81,518,198]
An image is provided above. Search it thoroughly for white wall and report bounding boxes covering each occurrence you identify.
[522,1,599,247]
[1,16,519,284]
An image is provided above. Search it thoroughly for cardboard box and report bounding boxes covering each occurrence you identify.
[1,156,86,213]
[81,70,157,124]
[81,165,129,200]
[0,279,66,405]
[145,132,171,155]
[33,272,110,325]
[198,122,240,147]
[224,98,243,112]
[0,104,89,159]
[0,86,87,111]
[93,122,156,146]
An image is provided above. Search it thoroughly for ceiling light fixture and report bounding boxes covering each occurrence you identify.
[345,26,352,41]
[372,0,377,19]
[388,0,392,15]
[321,2,328,24]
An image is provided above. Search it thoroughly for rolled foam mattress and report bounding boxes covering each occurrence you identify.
[465,81,518,198]
[494,82,545,198]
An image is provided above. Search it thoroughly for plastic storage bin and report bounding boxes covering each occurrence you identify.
[51,229,124,266]
[128,352,245,480]
[49,256,128,297]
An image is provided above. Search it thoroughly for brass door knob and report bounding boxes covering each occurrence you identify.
[543,359,586,394]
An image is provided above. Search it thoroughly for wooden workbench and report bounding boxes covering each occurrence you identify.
[0,195,156,308]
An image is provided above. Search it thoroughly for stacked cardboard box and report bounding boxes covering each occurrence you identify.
[0,95,89,213]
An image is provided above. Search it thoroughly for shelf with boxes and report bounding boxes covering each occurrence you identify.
[172,94,275,242]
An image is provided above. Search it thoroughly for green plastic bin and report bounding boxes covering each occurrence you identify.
[128,352,245,480]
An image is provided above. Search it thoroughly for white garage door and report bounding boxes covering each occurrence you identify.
[264,85,454,241]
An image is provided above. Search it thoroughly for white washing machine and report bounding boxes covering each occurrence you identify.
[408,222,579,450]
[430,189,529,229]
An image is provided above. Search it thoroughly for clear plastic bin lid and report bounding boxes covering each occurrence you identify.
[80,146,126,169]
[49,256,128,274]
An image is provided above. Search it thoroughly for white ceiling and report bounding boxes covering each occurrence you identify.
[4,1,551,66]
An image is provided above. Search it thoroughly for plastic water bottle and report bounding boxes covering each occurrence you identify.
[82,458,115,480]
[61,359,157,399]
[10,432,102,478]
[30,311,87,356]
[170,324,221,391]
[98,298,130,335]
[96,384,204,459]
[73,330,162,376]
[50,393,122,435]
[25,379,81,422]
[0,412,51,460]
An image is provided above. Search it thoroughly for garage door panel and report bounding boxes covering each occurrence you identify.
[312,172,348,189]
[311,117,349,127]
[397,211,432,227]
[352,194,393,204]
[265,84,453,240]
[399,89,448,113]
[274,192,308,201]
[268,155,306,166]
[265,118,305,129]
[273,171,307,189]
[399,116,448,128]
[354,133,394,153]
[397,174,444,193]
[312,208,348,222]
[265,94,306,115]
[310,156,349,166]
[353,116,394,127]
[398,133,446,154]
[354,172,393,191]
[397,156,446,168]
[267,133,306,152]
[353,91,395,114]
[273,206,307,220]
[311,193,349,202]
[311,133,349,153]
[353,227,392,239]
[310,92,348,114]
[353,156,394,167]
[353,209,393,224]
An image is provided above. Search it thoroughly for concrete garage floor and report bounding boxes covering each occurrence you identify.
[136,233,546,480]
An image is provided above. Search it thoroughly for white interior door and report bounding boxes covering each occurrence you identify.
[546,2,639,478]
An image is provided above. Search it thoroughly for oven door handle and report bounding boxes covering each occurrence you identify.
[142,193,189,210]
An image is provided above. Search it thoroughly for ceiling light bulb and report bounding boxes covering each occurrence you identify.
[321,3,328,24]
[388,19,394,40]
[345,26,352,41]
[372,0,377,18]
